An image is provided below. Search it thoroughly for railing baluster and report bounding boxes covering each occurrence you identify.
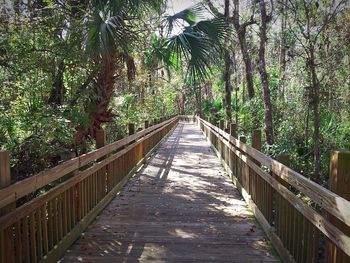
[0,152,15,262]
[0,117,178,262]
[197,117,350,263]
[22,216,30,262]
[29,211,37,262]
[326,151,350,262]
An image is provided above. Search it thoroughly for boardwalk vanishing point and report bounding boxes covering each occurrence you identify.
[62,122,278,262]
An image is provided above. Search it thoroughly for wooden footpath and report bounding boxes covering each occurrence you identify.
[61,122,278,262]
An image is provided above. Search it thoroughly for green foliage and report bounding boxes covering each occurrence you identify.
[165,6,226,84]
[0,0,177,181]
[203,99,222,121]
[1,0,349,187]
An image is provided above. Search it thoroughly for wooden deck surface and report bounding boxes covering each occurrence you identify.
[61,122,278,263]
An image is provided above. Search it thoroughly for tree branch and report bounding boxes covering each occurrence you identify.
[204,0,224,18]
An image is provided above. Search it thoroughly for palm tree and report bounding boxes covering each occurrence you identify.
[75,0,165,143]
[160,5,227,116]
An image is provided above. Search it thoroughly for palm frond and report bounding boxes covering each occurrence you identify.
[192,18,227,48]
[103,0,164,16]
[167,29,219,84]
[87,7,130,57]
[87,0,165,57]
[162,3,227,84]
[164,3,206,34]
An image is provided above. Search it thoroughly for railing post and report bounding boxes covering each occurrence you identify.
[0,151,12,215]
[228,123,237,180]
[251,128,271,223]
[230,123,237,138]
[128,123,135,136]
[96,129,106,149]
[0,151,15,262]
[206,118,211,141]
[219,120,224,130]
[250,129,261,200]
[238,135,246,143]
[326,151,350,262]
[218,120,224,157]
[237,136,246,184]
[276,154,290,166]
[252,130,261,151]
[145,120,149,129]
[224,121,229,133]
[95,129,106,201]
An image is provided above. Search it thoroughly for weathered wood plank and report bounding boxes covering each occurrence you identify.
[204,128,294,263]
[39,120,178,263]
[199,118,350,230]
[0,118,178,232]
[0,118,178,210]
[61,123,277,263]
[200,118,350,256]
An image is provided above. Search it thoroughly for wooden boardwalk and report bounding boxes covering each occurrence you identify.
[61,122,278,263]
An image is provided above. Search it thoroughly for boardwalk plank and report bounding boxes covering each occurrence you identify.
[61,122,278,263]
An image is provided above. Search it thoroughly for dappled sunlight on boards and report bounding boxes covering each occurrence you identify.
[62,122,277,262]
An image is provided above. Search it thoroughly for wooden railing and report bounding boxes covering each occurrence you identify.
[0,116,178,263]
[197,117,350,263]
[178,115,196,122]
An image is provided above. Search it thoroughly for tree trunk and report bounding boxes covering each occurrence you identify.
[232,51,239,126]
[179,92,186,114]
[242,71,246,103]
[258,0,274,146]
[305,107,310,146]
[238,30,255,99]
[48,60,65,106]
[195,86,202,117]
[206,0,254,100]
[279,0,287,99]
[308,47,321,182]
[233,0,255,99]
[75,52,117,144]
[224,0,232,127]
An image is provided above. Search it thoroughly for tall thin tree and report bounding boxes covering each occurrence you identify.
[223,0,232,127]
[257,0,275,145]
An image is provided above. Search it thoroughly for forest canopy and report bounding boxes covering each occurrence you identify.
[0,0,349,186]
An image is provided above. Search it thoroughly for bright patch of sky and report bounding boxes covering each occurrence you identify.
[165,0,213,35]
[166,0,201,15]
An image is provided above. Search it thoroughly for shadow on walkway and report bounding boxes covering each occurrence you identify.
[61,122,278,263]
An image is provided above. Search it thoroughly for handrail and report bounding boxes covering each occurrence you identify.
[0,116,178,263]
[197,116,350,262]
[199,118,350,229]
[0,117,177,210]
